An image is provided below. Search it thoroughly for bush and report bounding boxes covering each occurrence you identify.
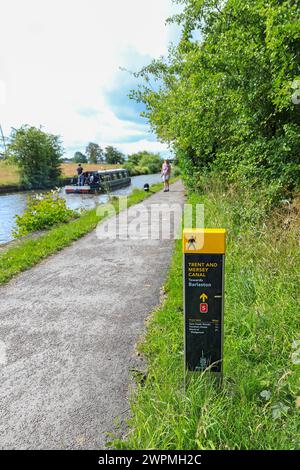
[124,163,138,176]
[136,166,150,175]
[211,124,300,192]
[125,151,163,175]
[173,166,181,177]
[13,191,78,237]
[139,153,162,173]
[124,163,151,176]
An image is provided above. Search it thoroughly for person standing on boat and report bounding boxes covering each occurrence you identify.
[77,164,84,186]
[161,159,171,192]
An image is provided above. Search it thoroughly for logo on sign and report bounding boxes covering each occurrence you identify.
[200,303,208,313]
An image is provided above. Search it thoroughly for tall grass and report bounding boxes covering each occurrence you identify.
[0,162,120,186]
[114,183,300,450]
[0,161,20,185]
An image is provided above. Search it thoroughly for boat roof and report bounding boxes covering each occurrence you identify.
[97,168,127,174]
[82,168,127,175]
[83,168,128,175]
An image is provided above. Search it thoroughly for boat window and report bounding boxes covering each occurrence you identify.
[101,174,109,181]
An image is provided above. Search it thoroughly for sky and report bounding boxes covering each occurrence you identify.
[0,0,181,158]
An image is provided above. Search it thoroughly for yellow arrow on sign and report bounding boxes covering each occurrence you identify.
[200,293,208,302]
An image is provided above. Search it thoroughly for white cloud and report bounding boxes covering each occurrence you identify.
[0,0,179,156]
[118,139,170,155]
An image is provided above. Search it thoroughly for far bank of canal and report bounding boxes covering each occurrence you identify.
[0,173,162,245]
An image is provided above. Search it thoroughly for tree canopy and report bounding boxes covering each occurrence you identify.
[7,125,63,188]
[86,142,104,164]
[73,151,88,163]
[104,146,125,164]
[127,151,163,173]
[132,0,300,191]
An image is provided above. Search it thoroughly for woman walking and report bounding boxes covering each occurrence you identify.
[161,159,171,192]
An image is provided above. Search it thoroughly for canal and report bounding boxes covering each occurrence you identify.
[0,173,162,245]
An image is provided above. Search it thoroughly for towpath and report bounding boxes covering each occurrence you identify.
[0,180,185,449]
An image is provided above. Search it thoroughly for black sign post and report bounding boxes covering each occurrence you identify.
[183,229,226,378]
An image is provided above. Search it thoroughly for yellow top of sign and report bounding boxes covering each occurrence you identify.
[183,228,226,254]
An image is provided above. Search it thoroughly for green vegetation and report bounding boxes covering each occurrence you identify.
[86,142,105,164]
[1,126,163,188]
[0,160,20,186]
[133,0,300,195]
[172,166,182,177]
[13,191,77,238]
[119,3,300,448]
[7,125,63,189]
[73,151,88,163]
[1,122,165,187]
[0,181,166,285]
[0,162,122,187]
[72,143,105,164]
[71,146,168,172]
[105,145,125,164]
[72,145,164,170]
[1,0,298,450]
[114,180,300,450]
[124,151,163,176]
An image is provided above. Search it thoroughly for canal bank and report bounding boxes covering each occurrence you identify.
[0,180,185,449]
[0,178,74,195]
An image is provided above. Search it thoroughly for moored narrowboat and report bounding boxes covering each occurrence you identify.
[65,169,131,194]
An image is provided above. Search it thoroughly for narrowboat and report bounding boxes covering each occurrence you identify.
[65,169,131,194]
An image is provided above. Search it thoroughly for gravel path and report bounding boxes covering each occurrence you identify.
[0,180,185,449]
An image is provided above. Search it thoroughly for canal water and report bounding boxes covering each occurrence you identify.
[0,173,162,245]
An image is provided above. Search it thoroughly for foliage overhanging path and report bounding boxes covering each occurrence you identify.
[0,180,185,449]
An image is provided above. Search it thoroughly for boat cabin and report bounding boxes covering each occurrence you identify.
[65,169,131,194]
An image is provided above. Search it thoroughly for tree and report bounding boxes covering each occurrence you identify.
[97,146,105,162]
[86,142,104,164]
[127,152,141,166]
[7,125,63,188]
[104,146,125,164]
[73,151,87,163]
[132,0,300,190]
[139,152,162,173]
[128,151,162,173]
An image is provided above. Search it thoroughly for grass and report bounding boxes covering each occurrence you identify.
[113,182,300,450]
[0,161,20,185]
[0,162,120,186]
[60,163,120,177]
[0,182,165,285]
